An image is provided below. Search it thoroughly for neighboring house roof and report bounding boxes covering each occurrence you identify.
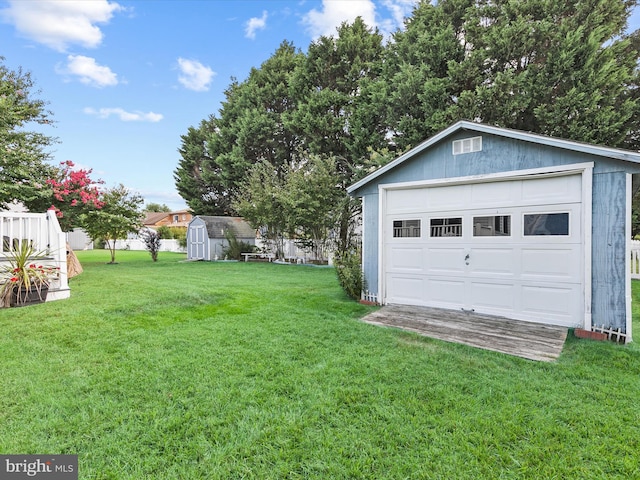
[195,216,255,239]
[143,212,169,225]
[348,120,640,194]
[143,210,192,227]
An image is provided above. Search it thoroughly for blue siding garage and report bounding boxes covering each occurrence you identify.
[348,122,640,341]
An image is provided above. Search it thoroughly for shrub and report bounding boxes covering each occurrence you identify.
[156,225,172,239]
[141,229,161,262]
[171,227,187,248]
[334,248,365,300]
[222,230,255,260]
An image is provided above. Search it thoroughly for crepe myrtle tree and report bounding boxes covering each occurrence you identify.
[46,160,105,232]
[80,184,144,264]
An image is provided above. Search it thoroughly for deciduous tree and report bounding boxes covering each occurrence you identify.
[281,156,345,261]
[81,184,144,264]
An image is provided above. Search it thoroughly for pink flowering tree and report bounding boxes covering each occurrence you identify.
[46,161,105,232]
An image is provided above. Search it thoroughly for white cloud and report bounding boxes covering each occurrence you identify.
[301,0,418,39]
[0,0,123,52]
[84,107,163,122]
[58,55,118,87]
[245,10,268,39]
[381,0,417,28]
[177,58,215,92]
[302,0,377,38]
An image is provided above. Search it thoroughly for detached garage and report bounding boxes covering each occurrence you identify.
[348,121,640,342]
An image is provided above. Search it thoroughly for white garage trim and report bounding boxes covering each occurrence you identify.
[626,173,633,342]
[377,162,593,328]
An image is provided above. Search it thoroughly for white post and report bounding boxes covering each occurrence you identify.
[45,210,70,301]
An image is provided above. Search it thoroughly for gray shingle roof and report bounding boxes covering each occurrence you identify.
[196,216,255,239]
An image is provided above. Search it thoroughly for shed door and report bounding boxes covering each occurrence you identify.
[383,174,584,327]
[189,225,206,260]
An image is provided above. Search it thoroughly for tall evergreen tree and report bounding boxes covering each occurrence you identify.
[0,58,58,210]
[290,18,386,249]
[291,17,386,163]
[174,116,232,215]
[175,42,303,213]
[372,0,470,151]
[208,41,303,195]
[451,0,640,148]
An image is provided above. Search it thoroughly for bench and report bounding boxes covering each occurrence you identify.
[242,253,275,262]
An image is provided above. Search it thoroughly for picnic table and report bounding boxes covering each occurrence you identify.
[242,253,275,262]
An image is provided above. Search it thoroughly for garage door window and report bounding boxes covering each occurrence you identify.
[473,215,511,237]
[430,217,462,237]
[393,219,421,238]
[524,213,569,236]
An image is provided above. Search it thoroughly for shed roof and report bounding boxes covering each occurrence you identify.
[195,216,255,239]
[348,121,640,194]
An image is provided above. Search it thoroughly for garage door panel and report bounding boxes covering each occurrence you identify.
[428,184,469,210]
[426,278,465,306]
[427,247,466,274]
[468,248,516,276]
[521,248,581,281]
[387,275,425,304]
[521,175,581,204]
[387,188,428,214]
[387,246,424,271]
[470,181,515,207]
[470,281,515,310]
[521,284,580,317]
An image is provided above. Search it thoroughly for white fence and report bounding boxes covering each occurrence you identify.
[113,238,186,253]
[0,210,70,301]
[632,240,640,280]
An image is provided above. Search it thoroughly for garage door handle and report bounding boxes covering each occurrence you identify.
[464,253,470,265]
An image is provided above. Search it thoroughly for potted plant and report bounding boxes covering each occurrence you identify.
[0,242,60,307]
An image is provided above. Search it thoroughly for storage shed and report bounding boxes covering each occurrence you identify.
[348,121,640,341]
[187,216,255,261]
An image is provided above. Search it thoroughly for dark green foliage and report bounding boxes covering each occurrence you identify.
[221,229,255,260]
[174,117,233,215]
[0,58,58,211]
[334,248,365,300]
[144,203,171,213]
[156,226,186,243]
[141,229,161,262]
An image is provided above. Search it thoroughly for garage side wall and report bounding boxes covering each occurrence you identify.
[591,171,629,330]
[361,193,379,300]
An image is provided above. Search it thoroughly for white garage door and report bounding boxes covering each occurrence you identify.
[383,174,584,327]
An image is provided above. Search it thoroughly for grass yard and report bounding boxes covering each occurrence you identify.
[1,250,640,479]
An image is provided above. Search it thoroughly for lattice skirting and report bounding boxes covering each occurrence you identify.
[362,290,378,304]
[592,325,629,343]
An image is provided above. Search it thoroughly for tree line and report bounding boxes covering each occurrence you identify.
[174,0,640,255]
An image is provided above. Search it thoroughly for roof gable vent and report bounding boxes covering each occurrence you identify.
[453,136,482,155]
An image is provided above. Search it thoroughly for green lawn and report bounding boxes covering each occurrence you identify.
[1,250,639,479]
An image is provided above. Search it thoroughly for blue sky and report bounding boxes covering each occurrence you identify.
[2,1,639,211]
